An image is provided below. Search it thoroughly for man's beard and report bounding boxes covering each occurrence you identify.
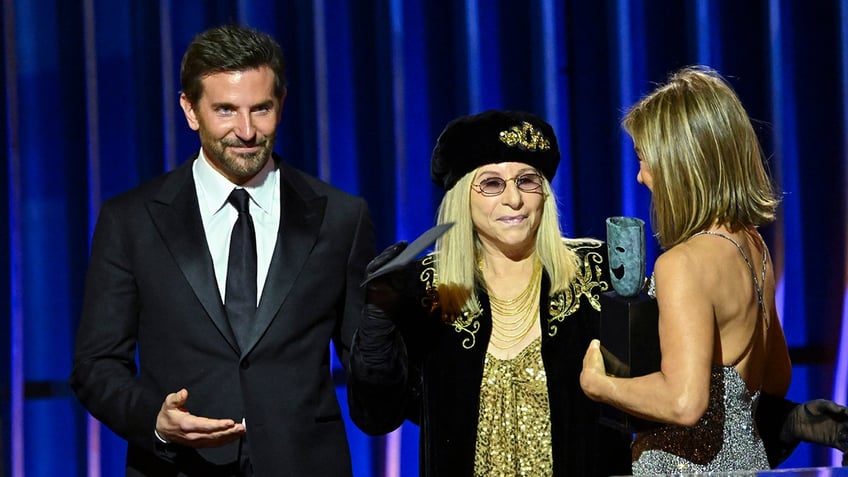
[201,130,276,181]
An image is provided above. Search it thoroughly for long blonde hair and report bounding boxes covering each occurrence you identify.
[433,168,579,318]
[622,66,779,249]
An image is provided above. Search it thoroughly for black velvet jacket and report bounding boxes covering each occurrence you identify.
[349,240,633,476]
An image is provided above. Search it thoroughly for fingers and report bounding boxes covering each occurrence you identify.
[364,241,411,313]
[584,340,603,367]
[784,399,848,452]
[581,340,607,401]
[366,241,408,275]
[180,413,238,433]
[162,414,246,448]
[805,399,848,419]
[156,389,246,448]
[174,414,245,448]
[164,388,189,410]
[582,339,596,365]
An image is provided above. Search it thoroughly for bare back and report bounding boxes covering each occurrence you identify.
[686,227,790,396]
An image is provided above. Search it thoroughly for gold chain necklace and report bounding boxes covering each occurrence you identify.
[486,259,542,350]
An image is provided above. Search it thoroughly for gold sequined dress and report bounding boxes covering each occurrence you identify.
[474,338,553,476]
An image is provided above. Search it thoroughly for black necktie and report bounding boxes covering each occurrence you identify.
[225,188,257,351]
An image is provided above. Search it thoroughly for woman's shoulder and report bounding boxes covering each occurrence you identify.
[652,242,714,297]
[655,237,713,275]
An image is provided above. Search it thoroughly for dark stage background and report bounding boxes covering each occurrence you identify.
[2,1,847,476]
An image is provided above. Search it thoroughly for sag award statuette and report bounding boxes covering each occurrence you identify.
[599,216,660,432]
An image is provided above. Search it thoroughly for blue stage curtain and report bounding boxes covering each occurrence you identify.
[1,0,846,475]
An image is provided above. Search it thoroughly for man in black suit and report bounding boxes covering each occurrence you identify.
[70,24,374,476]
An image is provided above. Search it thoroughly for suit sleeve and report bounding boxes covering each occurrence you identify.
[69,201,165,455]
[334,199,376,375]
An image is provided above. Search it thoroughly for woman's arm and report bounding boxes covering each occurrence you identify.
[581,248,714,426]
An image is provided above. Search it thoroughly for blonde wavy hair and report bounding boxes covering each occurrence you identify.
[622,66,780,250]
[433,168,579,318]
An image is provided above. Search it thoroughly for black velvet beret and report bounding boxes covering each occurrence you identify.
[430,110,560,190]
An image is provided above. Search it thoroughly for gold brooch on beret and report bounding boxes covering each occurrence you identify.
[499,121,551,152]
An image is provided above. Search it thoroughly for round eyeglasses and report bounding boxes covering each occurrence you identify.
[471,173,544,196]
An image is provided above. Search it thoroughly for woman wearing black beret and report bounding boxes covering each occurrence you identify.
[349,110,632,476]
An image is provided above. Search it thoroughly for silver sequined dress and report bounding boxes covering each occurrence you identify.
[631,365,768,474]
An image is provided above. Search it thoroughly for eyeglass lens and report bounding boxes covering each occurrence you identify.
[476,174,543,195]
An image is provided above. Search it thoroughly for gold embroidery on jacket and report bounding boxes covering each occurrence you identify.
[451,312,481,350]
[547,242,609,337]
[420,254,482,349]
[420,255,439,312]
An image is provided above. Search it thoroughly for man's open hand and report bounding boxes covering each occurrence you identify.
[155,388,245,448]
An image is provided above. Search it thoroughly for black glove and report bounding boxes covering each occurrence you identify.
[780,399,848,465]
[364,241,408,317]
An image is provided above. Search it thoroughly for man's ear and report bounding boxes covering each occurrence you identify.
[179,93,200,131]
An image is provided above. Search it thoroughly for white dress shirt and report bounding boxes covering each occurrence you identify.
[192,149,281,306]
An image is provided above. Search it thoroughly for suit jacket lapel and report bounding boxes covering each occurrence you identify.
[239,161,326,357]
[147,158,240,354]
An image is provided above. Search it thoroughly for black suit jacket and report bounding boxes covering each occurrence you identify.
[71,154,375,476]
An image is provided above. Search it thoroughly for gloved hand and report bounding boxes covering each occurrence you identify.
[780,399,848,465]
[365,241,408,318]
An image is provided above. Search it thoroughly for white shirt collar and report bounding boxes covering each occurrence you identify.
[193,149,278,217]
